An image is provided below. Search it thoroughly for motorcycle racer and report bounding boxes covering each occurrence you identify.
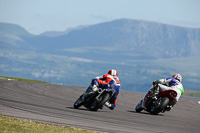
[83,69,120,110]
[142,73,184,111]
[95,69,120,110]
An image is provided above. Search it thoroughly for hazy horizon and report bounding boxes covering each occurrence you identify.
[0,0,200,35]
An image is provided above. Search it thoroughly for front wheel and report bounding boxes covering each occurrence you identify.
[135,100,144,113]
[74,95,84,109]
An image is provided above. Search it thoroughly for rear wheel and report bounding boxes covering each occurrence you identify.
[90,93,110,111]
[150,97,169,115]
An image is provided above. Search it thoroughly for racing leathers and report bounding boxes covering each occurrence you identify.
[142,77,184,109]
[153,77,184,102]
[94,74,120,110]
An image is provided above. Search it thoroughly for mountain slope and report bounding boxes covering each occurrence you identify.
[0,19,200,92]
[25,19,200,58]
[0,22,34,50]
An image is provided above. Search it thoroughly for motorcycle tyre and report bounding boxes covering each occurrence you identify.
[135,100,143,113]
[150,97,169,115]
[74,94,84,109]
[90,93,110,111]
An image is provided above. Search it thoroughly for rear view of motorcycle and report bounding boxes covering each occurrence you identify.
[135,84,177,115]
[74,84,115,111]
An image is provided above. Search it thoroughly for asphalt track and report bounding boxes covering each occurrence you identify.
[0,79,200,133]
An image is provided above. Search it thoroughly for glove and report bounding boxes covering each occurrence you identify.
[92,79,99,86]
[92,84,98,91]
[152,80,158,85]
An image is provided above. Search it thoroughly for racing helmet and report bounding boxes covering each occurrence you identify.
[172,73,182,82]
[108,69,118,76]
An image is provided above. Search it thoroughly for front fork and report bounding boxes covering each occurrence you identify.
[82,84,100,101]
[82,84,93,101]
[141,84,159,108]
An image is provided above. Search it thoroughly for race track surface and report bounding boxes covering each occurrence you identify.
[0,79,200,133]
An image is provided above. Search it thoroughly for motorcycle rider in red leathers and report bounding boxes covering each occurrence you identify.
[142,73,184,111]
[83,69,120,110]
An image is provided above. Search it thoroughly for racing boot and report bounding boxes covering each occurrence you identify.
[105,102,115,110]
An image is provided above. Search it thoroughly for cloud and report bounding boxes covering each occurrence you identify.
[32,70,61,78]
[70,57,93,63]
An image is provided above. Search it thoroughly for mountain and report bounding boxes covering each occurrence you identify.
[39,26,88,37]
[0,22,34,50]
[25,19,200,58]
[0,19,200,92]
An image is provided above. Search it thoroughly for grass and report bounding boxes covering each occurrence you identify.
[0,115,99,133]
[183,89,200,97]
[0,76,49,83]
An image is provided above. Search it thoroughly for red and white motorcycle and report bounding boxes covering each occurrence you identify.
[135,84,177,115]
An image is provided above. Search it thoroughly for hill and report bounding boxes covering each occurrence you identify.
[26,19,200,58]
[0,19,200,92]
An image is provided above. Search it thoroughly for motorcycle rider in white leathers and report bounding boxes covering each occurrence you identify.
[142,73,184,110]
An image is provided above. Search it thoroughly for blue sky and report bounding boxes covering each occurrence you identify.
[0,0,200,35]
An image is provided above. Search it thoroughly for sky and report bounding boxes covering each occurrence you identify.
[0,0,200,35]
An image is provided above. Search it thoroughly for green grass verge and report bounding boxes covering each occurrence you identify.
[183,90,200,97]
[0,76,49,83]
[0,115,99,133]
